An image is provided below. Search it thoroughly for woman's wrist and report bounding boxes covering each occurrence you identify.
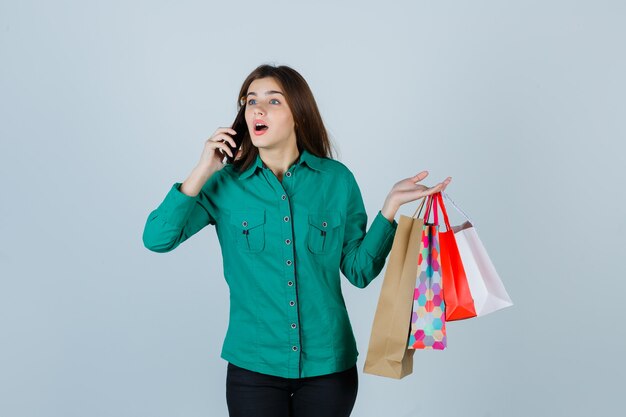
[381,197,398,223]
[180,165,215,197]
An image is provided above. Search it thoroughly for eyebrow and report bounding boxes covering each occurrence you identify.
[246,90,284,97]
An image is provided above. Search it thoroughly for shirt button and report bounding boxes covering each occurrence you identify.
[287,281,293,286]
[291,323,297,329]
[292,346,298,351]
[285,239,291,245]
[289,301,295,306]
[282,194,286,200]
[242,221,248,227]
[286,260,292,266]
[286,172,292,177]
[284,216,289,222]
[322,221,327,227]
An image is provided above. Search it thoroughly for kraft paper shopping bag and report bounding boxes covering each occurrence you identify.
[364,198,427,378]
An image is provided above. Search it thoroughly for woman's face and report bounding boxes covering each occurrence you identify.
[244,77,297,150]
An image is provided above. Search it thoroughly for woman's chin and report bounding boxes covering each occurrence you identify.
[251,135,271,146]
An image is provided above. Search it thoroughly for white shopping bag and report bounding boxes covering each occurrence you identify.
[442,192,513,317]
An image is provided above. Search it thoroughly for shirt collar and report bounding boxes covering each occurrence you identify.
[239,148,324,180]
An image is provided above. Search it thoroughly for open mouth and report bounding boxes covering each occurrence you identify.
[255,123,269,132]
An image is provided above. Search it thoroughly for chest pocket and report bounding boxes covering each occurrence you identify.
[229,209,266,253]
[307,210,342,254]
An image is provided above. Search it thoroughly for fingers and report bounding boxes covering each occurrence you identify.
[412,172,452,191]
[436,177,452,192]
[428,177,452,195]
[412,171,429,182]
[221,142,234,158]
[211,127,238,148]
[216,133,237,148]
[423,177,452,195]
[211,139,234,158]
[213,126,237,137]
[211,128,237,143]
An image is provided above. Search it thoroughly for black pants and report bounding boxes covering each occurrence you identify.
[226,362,358,417]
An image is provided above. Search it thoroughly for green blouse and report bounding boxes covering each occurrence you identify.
[142,148,398,378]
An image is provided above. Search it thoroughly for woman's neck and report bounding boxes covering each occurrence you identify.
[259,146,300,179]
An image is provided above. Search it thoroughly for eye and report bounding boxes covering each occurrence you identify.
[247,98,281,105]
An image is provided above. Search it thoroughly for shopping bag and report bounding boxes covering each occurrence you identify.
[408,195,447,350]
[442,192,513,316]
[364,198,427,379]
[436,192,477,321]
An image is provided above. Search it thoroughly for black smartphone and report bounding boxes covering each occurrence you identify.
[224,105,247,164]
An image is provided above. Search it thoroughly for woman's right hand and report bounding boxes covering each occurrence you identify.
[197,127,241,173]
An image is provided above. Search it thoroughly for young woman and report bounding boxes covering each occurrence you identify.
[142,64,451,417]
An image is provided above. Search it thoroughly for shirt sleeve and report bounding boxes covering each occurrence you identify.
[339,171,398,288]
[142,176,219,253]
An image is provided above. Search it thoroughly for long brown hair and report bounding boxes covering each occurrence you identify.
[231,64,337,173]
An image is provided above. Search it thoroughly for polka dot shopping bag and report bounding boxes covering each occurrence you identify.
[408,194,447,350]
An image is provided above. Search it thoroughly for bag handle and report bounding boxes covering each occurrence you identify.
[436,193,452,232]
[424,195,432,223]
[423,194,439,225]
[441,191,473,224]
[411,196,428,219]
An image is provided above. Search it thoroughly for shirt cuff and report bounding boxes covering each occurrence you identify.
[158,182,200,228]
[360,210,398,259]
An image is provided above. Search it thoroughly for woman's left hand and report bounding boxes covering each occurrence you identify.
[381,171,452,221]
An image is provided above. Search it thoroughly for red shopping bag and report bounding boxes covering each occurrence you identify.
[436,192,477,321]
